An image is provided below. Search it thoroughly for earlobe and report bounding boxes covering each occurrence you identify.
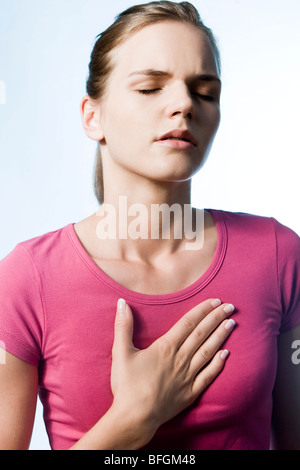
[80,95,105,142]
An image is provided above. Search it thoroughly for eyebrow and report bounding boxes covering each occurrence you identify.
[127,69,221,84]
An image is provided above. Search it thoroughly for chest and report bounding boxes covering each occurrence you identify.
[40,270,281,440]
[93,247,215,295]
[39,227,282,449]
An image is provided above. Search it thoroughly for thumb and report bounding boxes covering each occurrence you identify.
[113,299,135,356]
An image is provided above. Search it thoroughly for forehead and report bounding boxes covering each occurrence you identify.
[110,21,219,79]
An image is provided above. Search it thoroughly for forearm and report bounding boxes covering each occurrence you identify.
[69,404,155,450]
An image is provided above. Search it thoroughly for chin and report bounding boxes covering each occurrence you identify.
[148,168,202,184]
[150,158,206,182]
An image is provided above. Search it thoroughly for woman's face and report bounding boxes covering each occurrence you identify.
[98,21,221,184]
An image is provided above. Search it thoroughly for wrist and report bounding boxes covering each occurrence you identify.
[108,401,157,449]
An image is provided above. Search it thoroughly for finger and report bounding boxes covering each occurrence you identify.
[112,299,135,357]
[192,349,229,397]
[189,317,236,374]
[181,303,235,358]
[162,298,222,349]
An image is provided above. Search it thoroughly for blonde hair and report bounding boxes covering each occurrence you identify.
[86,1,221,204]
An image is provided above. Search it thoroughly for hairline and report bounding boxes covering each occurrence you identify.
[105,20,221,88]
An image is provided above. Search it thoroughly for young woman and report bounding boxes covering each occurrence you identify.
[0,1,299,450]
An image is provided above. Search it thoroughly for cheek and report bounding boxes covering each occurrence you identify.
[212,109,221,136]
[200,106,220,139]
[102,109,151,163]
[106,103,153,151]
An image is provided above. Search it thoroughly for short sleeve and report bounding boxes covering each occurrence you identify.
[0,243,44,366]
[273,219,300,333]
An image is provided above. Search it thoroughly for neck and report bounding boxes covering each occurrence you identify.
[105,175,191,207]
[93,178,204,263]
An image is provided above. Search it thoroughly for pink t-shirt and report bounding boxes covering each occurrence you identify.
[0,210,299,450]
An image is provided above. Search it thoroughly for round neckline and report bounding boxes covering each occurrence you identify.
[66,209,227,305]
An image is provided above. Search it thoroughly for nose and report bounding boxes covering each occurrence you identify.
[165,82,195,120]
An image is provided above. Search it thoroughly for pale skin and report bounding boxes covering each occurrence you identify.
[0,21,299,450]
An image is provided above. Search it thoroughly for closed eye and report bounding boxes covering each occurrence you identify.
[137,89,161,95]
[194,93,215,102]
[137,89,217,102]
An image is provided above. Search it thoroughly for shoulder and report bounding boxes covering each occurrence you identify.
[212,208,273,229]
[0,224,74,365]
[0,224,72,272]
[0,224,73,298]
[271,218,300,258]
[210,209,300,274]
[211,208,299,244]
[19,224,72,261]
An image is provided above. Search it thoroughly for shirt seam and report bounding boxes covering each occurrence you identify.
[271,217,283,312]
[0,326,40,358]
[18,243,47,359]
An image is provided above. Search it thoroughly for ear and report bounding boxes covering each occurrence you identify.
[80,95,105,142]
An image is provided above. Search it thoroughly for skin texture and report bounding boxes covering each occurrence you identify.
[0,351,38,450]
[98,22,221,188]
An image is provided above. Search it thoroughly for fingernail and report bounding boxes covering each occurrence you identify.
[225,318,236,331]
[117,298,126,314]
[211,298,222,308]
[223,304,235,314]
[221,349,229,360]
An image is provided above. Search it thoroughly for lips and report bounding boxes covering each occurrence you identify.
[157,129,197,147]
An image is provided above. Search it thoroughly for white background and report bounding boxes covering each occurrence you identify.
[0,0,299,450]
